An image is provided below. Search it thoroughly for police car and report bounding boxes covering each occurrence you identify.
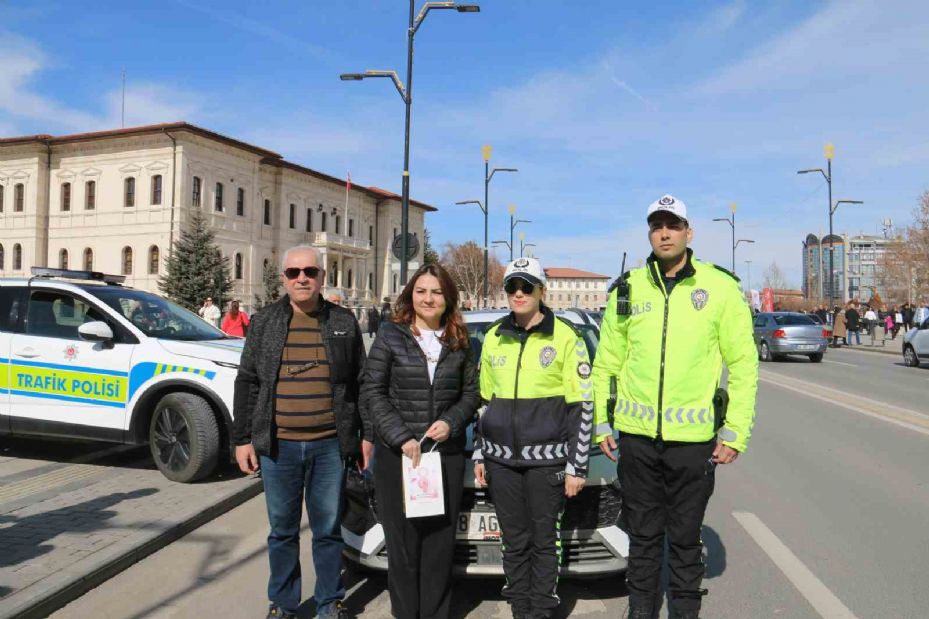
[344,309,629,577]
[0,268,243,482]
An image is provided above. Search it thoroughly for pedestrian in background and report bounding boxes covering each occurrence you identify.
[885,311,896,339]
[233,245,371,619]
[845,302,861,346]
[475,257,593,619]
[363,263,479,619]
[832,306,847,347]
[198,296,221,328]
[863,305,878,337]
[366,304,380,337]
[221,299,249,337]
[380,299,392,324]
[594,195,758,619]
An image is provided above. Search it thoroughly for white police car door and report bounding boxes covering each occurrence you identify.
[0,285,27,429]
[8,288,134,436]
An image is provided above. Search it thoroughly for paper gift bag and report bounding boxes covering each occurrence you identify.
[402,450,445,518]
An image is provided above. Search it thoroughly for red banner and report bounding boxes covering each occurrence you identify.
[762,288,774,312]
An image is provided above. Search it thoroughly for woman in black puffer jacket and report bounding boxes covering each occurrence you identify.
[362,263,479,619]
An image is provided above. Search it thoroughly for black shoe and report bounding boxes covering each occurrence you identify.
[266,605,296,619]
[319,601,355,619]
[669,611,700,619]
[511,601,532,619]
[627,603,655,619]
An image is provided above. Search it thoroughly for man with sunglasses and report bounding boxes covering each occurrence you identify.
[233,245,371,619]
[592,195,758,619]
[474,257,594,619]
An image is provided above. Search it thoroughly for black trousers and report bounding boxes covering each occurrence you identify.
[485,460,566,617]
[618,434,716,613]
[375,443,465,619]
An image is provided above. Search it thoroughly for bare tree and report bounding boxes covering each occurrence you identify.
[878,190,929,304]
[441,241,504,307]
[762,261,787,291]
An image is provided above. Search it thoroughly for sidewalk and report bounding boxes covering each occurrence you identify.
[833,334,903,356]
[0,443,261,619]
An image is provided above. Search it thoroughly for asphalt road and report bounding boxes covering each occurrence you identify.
[50,345,929,618]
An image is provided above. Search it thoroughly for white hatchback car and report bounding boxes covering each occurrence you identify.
[344,308,629,577]
[0,268,243,482]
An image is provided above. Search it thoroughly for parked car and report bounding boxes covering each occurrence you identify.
[344,309,629,577]
[0,268,242,482]
[753,311,829,362]
[902,317,929,367]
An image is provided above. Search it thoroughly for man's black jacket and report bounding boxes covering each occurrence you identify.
[232,295,370,459]
[362,321,479,454]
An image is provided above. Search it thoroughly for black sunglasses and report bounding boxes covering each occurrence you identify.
[504,278,537,295]
[284,266,321,280]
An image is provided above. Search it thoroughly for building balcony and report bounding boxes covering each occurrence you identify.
[310,232,371,253]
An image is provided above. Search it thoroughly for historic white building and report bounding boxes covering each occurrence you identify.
[543,268,611,310]
[0,122,434,312]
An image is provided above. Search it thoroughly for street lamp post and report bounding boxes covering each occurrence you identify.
[341,1,480,287]
[507,204,531,262]
[481,145,517,306]
[798,144,862,306]
[713,203,753,272]
[518,231,535,257]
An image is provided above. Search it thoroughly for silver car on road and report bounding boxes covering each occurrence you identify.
[753,312,829,363]
[902,317,929,367]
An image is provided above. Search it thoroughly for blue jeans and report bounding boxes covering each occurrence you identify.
[847,329,860,345]
[260,437,346,615]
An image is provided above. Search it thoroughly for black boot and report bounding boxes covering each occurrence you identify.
[668,593,703,619]
[626,601,655,619]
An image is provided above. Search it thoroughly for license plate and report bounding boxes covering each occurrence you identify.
[797,344,817,351]
[457,511,501,541]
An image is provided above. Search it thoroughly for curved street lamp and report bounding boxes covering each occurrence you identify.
[341,1,480,288]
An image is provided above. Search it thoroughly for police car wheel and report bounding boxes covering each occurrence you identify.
[149,393,220,483]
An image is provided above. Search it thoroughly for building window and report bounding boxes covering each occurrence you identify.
[236,188,245,216]
[15,183,25,212]
[192,176,202,207]
[0,243,4,269]
[61,182,71,212]
[289,203,296,229]
[392,274,398,294]
[124,177,135,207]
[215,182,224,212]
[263,199,271,225]
[306,208,313,232]
[335,215,341,235]
[347,269,353,289]
[0,185,4,212]
[85,180,96,210]
[59,248,68,269]
[149,246,160,274]
[122,246,133,275]
[83,248,93,271]
[368,272,373,291]
[13,244,22,270]
[369,225,374,243]
[329,261,338,286]
[151,175,163,205]
[234,253,243,279]
[321,212,327,232]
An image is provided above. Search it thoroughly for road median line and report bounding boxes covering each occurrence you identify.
[760,371,929,437]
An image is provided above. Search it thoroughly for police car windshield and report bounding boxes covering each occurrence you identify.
[87,287,229,341]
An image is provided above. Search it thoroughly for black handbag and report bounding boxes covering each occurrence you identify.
[341,466,378,535]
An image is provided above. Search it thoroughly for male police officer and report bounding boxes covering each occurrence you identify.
[475,257,593,619]
[593,195,758,619]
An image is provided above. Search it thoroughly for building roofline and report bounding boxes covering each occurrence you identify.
[1,121,437,211]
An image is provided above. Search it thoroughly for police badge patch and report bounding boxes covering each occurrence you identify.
[577,361,592,379]
[539,346,557,368]
[691,288,709,310]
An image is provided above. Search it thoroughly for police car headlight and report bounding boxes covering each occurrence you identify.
[212,360,240,370]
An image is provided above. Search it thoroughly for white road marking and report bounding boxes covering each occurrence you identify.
[760,372,929,438]
[823,359,857,367]
[733,511,858,619]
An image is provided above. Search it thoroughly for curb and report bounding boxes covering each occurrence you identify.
[0,476,263,619]
[837,344,902,357]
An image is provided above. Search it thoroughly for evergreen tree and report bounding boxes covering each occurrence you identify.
[254,258,282,310]
[423,228,440,266]
[159,211,233,312]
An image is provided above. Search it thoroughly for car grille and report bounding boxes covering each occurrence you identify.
[452,536,616,567]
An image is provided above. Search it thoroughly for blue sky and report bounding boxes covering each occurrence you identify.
[3,0,928,287]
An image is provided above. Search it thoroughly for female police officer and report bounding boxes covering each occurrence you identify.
[474,257,593,619]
